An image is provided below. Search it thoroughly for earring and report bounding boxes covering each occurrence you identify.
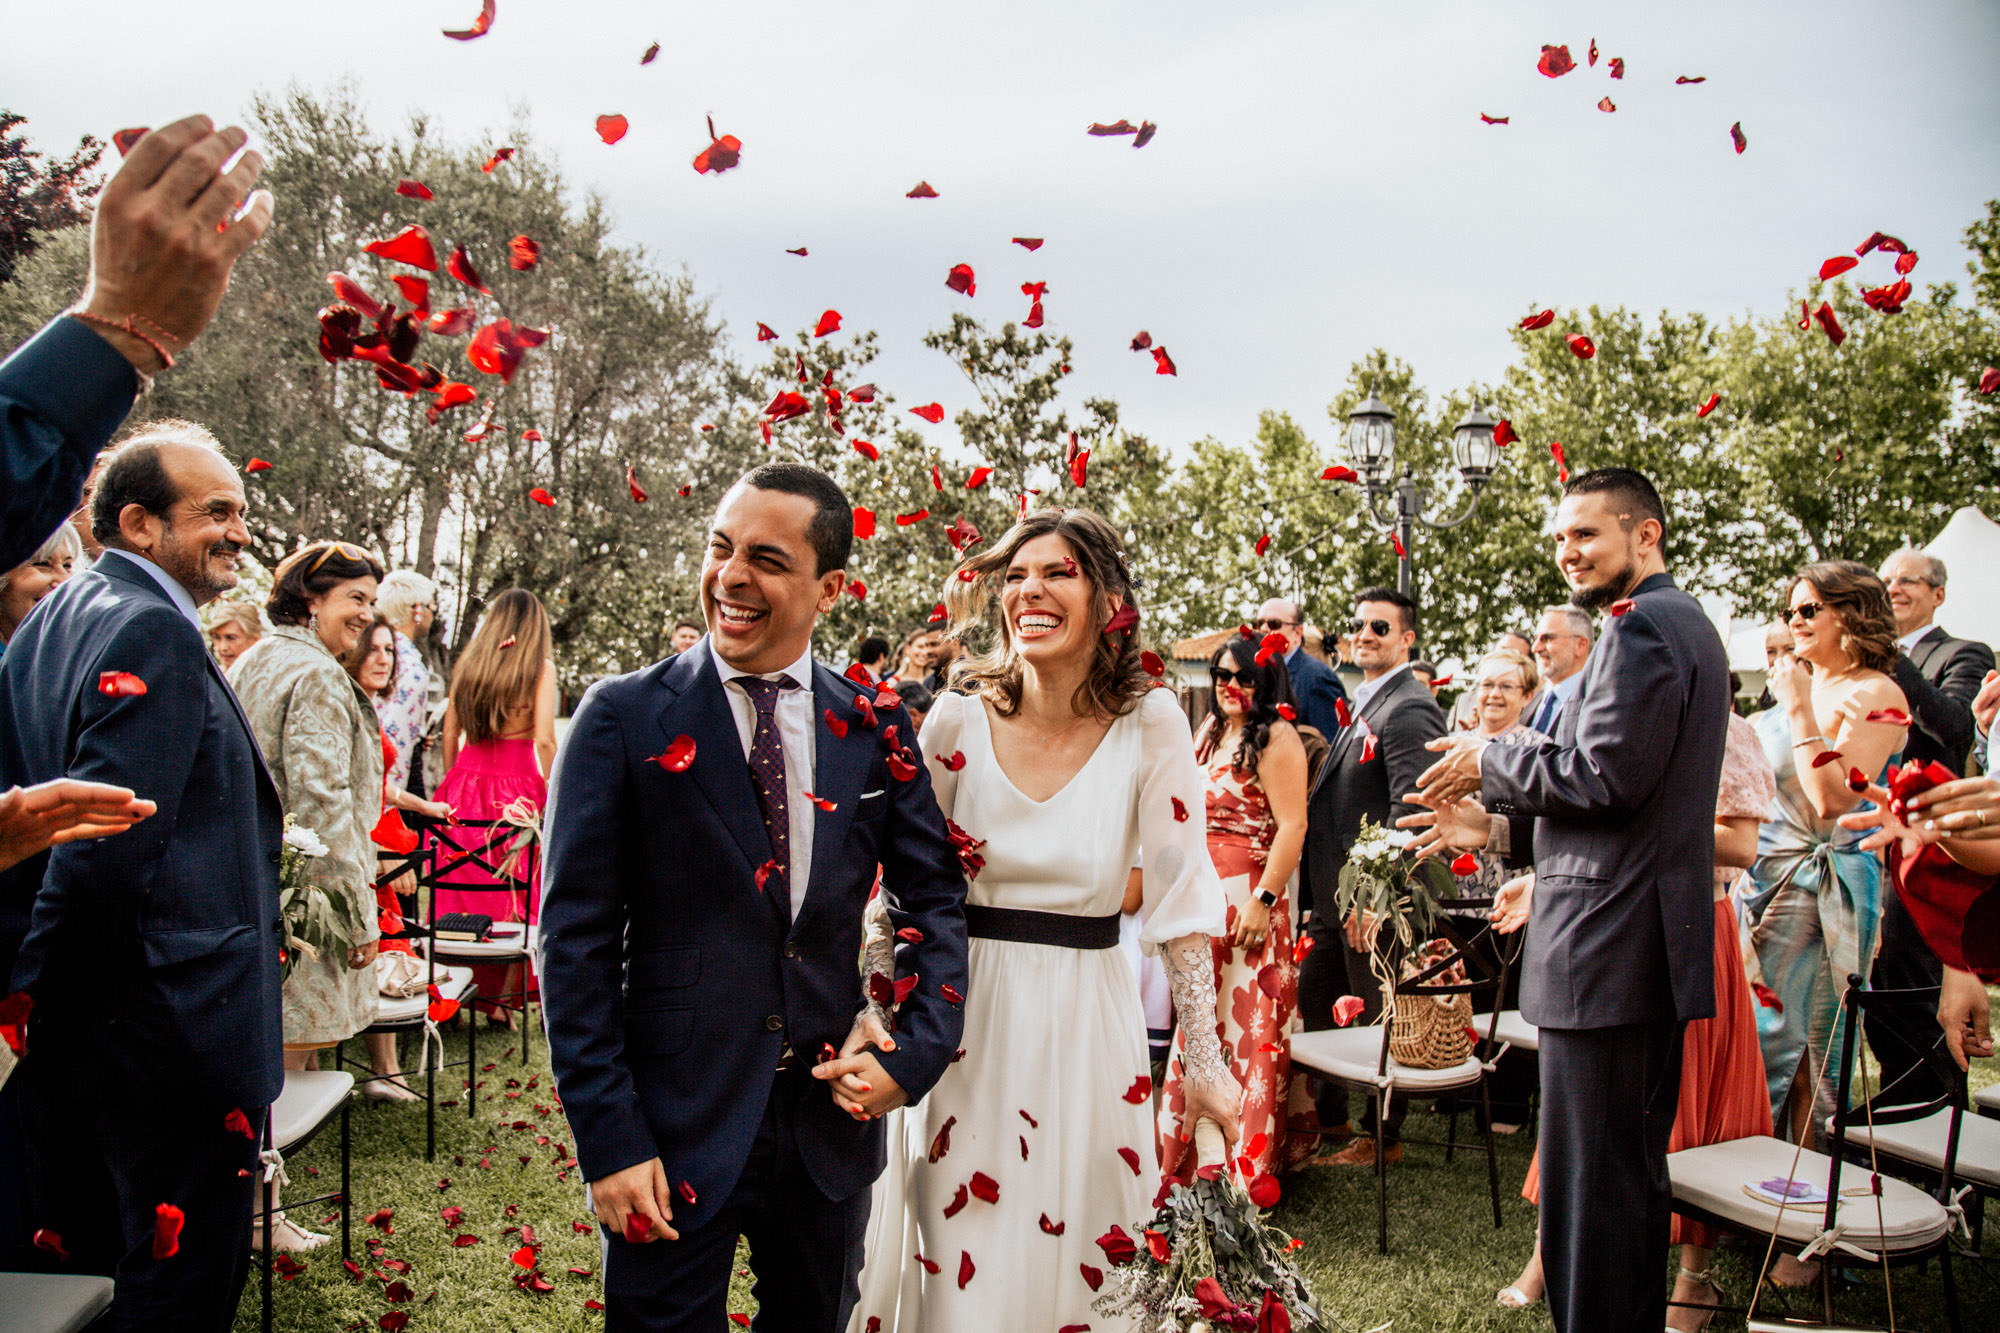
[308,612,318,633]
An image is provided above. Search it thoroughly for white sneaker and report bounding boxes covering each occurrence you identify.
[252,1214,331,1253]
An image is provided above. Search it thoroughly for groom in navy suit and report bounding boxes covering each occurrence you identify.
[538,462,970,1332]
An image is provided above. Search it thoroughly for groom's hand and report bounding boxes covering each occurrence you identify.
[814,1012,906,1121]
[589,1158,679,1243]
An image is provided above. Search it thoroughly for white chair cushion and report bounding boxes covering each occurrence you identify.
[1668,1135,1950,1255]
[0,1273,115,1333]
[1975,1082,2000,1118]
[372,965,475,1027]
[1288,1025,1485,1093]
[1490,1009,1538,1054]
[272,1070,354,1153]
[1842,1108,2000,1191]
[430,922,536,962]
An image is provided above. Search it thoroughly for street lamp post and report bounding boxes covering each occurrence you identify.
[1343,386,1505,597]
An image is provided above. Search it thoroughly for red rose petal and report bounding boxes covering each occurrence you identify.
[967,1171,999,1204]
[1087,120,1139,136]
[244,458,274,474]
[152,1202,184,1259]
[939,750,967,772]
[1520,309,1555,331]
[364,225,438,272]
[945,263,976,297]
[32,1228,67,1261]
[1810,750,1844,769]
[595,114,629,145]
[1012,237,1044,251]
[852,506,875,539]
[1609,598,1635,617]
[957,1251,975,1289]
[1696,393,1721,418]
[1117,1146,1141,1175]
[649,734,697,772]
[1608,57,1625,79]
[1276,702,1296,720]
[1133,121,1158,148]
[1676,75,1706,84]
[1752,982,1784,1012]
[965,466,993,489]
[442,0,495,40]
[641,42,660,64]
[1248,1172,1282,1208]
[507,235,540,272]
[1978,367,2000,395]
[1566,333,1596,359]
[1480,114,1510,125]
[112,127,149,157]
[813,309,842,337]
[1151,346,1177,376]
[1256,964,1283,1000]
[941,984,964,1004]
[911,403,944,423]
[1597,97,1616,113]
[905,181,939,198]
[1537,44,1575,78]
[1819,256,1860,281]
[224,1108,255,1139]
[1080,1262,1104,1290]
[447,244,489,294]
[1144,1228,1171,1263]
[1320,464,1359,482]
[1121,1075,1152,1104]
[1730,122,1747,154]
[942,1183,969,1218]
[1332,994,1366,1026]
[1895,251,1919,275]
[1253,533,1272,558]
[527,487,555,507]
[1096,1226,1138,1264]
[1813,301,1846,345]
[1550,441,1569,485]
[1140,650,1166,678]
[97,671,147,697]
[482,146,514,173]
[1450,852,1478,876]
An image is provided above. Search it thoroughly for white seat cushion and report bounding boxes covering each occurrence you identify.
[1975,1082,2000,1118]
[1668,1136,1950,1255]
[0,1273,115,1333]
[430,922,537,962]
[1842,1108,2000,1191]
[1490,1009,1538,1054]
[1288,1025,1484,1093]
[372,964,475,1027]
[272,1070,354,1153]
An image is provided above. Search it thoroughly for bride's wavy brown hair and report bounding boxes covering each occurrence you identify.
[943,507,1154,721]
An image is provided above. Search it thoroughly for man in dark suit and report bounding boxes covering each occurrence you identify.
[1416,469,1728,1333]
[1254,596,1348,742]
[1871,548,1995,1106]
[538,462,970,1332]
[0,426,284,1330]
[1297,586,1444,1165]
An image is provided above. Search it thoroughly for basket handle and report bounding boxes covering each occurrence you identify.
[1193,1117,1228,1169]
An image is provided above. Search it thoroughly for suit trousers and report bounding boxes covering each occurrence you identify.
[1296,921,1406,1143]
[1538,1021,1685,1333]
[1865,890,1962,1109]
[20,1067,263,1332]
[602,1066,870,1332]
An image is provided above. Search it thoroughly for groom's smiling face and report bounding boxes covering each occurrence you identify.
[701,482,845,675]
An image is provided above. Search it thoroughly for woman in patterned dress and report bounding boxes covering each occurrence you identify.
[1155,632,1314,1178]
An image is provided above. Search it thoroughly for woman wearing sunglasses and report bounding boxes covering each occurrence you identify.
[1153,632,1317,1179]
[1744,562,1908,1176]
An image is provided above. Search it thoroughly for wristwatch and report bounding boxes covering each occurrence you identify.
[1255,888,1279,908]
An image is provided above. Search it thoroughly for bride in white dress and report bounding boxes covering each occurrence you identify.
[847,508,1240,1333]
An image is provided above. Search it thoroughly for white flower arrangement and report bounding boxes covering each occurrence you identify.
[277,814,366,979]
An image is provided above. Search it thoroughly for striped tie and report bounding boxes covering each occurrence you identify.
[737,676,797,898]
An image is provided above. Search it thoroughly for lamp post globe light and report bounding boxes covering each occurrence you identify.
[1342,386,1504,597]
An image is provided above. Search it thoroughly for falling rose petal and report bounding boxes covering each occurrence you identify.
[1247,1173,1282,1208]
[482,146,515,173]
[846,578,868,602]
[442,0,495,39]
[1151,346,1177,376]
[1676,74,1708,84]
[1752,982,1784,1012]
[1588,38,1599,66]
[1255,632,1287,666]
[895,509,929,526]
[906,180,940,198]
[1566,333,1596,359]
[941,983,964,1004]
[640,41,660,63]
[224,1108,255,1138]
[1480,114,1510,125]
[527,487,555,507]
[391,276,431,314]
[153,1202,184,1259]
[1979,367,2000,395]
[1252,533,1272,558]
[1132,121,1158,148]
[508,235,540,271]
[1390,533,1406,559]
[1103,603,1138,637]
[447,244,489,294]
[1144,1228,1171,1263]
[1550,441,1570,484]
[925,602,949,625]
[1608,56,1625,79]
[1070,449,1089,488]
[1087,120,1139,137]
[31,1229,67,1261]
[244,458,274,474]
[1895,250,1919,275]
[97,671,147,697]
[942,1184,969,1218]
[814,309,842,337]
[847,382,878,403]
[1450,852,1479,877]
[1596,97,1616,113]
[626,466,648,503]
[957,1252,975,1289]
[112,127,150,157]
[945,263,976,296]
[1730,122,1747,154]
[1537,44,1576,78]
[1866,708,1913,725]
[1012,237,1044,251]
[928,1116,956,1164]
[1096,1225,1138,1264]
[1520,309,1555,331]
[1122,1075,1152,1104]
[1492,418,1518,447]
[764,390,810,421]
[911,403,945,423]
[648,734,697,772]
[1320,464,1359,483]
[426,305,476,337]
[1847,767,1871,794]
[327,272,384,320]
[1129,330,1153,351]
[365,225,439,271]
[1080,1263,1104,1291]
[968,1171,999,1204]
[784,246,809,257]
[1140,650,1166,677]
[1819,256,1859,281]
[850,439,879,462]
[887,752,919,782]
[755,323,779,343]
[1813,301,1846,345]
[1117,1147,1142,1175]
[1810,750,1844,769]
[595,114,630,145]
[692,116,742,174]
[1022,298,1044,329]
[802,791,836,812]
[1332,994,1366,1026]
[1609,598,1636,617]
[1696,392,1721,418]
[1256,965,1283,1001]
[1276,702,1296,720]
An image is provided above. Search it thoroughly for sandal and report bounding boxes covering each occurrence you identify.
[1496,1284,1542,1309]
[363,1076,421,1104]
[1666,1264,1722,1332]
[251,1213,331,1253]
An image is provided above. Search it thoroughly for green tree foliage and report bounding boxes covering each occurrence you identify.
[0,111,102,285]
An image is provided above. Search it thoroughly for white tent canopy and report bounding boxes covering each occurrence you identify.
[1923,506,2000,651]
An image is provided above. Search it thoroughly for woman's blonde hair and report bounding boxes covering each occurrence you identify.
[1474,648,1539,697]
[944,508,1152,721]
[449,589,551,744]
[207,600,265,643]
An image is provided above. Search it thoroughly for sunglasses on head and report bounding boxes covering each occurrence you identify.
[1347,617,1395,637]
[1782,601,1827,623]
[307,541,373,575]
[1211,667,1255,686]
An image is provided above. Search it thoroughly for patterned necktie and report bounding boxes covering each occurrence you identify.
[1533,690,1557,736]
[737,675,797,898]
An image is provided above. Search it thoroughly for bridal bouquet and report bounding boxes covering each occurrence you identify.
[277,817,366,981]
[1330,816,1457,1004]
[1092,1122,1327,1332]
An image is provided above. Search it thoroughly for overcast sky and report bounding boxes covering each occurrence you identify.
[7,0,1999,459]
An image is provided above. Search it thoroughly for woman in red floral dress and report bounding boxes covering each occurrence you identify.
[1157,633,1316,1177]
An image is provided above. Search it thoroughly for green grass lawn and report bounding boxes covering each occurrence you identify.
[239,1004,2000,1332]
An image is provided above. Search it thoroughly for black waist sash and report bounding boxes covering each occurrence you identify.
[963,903,1121,950]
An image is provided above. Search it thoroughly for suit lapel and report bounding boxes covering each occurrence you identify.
[797,666,873,936]
[661,650,773,874]
[1908,626,1945,676]
[1324,669,1408,776]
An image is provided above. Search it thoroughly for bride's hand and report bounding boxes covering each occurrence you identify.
[1179,1066,1243,1152]
[813,1010,904,1122]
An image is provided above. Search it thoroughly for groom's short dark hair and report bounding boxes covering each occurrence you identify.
[736,461,852,576]
[1564,466,1667,541]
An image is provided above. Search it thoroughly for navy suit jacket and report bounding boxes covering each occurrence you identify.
[0,555,284,1111]
[1483,573,1728,1030]
[536,647,970,1231]
[1285,646,1349,745]
[0,318,137,569]
[1894,625,1994,777]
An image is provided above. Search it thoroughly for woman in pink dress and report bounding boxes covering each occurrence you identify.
[1156,632,1315,1178]
[432,589,558,1024]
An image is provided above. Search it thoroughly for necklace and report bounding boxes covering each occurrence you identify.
[1016,709,1093,745]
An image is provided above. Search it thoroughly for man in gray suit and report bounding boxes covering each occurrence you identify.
[1415,469,1727,1333]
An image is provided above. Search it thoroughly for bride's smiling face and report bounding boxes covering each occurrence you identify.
[1000,532,1106,670]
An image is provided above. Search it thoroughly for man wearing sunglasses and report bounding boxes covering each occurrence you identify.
[1251,598,1348,742]
[1297,586,1443,1167]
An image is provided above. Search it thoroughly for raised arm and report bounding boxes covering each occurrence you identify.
[533,659,559,777]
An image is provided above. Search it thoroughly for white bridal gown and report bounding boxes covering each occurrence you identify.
[850,689,1225,1332]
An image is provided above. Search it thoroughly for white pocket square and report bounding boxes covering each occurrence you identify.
[858,789,885,800]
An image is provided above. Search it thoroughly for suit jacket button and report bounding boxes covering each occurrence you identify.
[782,942,799,960]
[269,850,282,864]
[764,1014,784,1032]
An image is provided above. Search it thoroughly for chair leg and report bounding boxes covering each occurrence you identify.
[1446,1099,1459,1163]
[1479,1078,1501,1229]
[425,1029,437,1162]
[469,1007,479,1119]
[1374,1088,1389,1256]
[261,1117,274,1333]
[1943,1243,1961,1333]
[340,1096,352,1262]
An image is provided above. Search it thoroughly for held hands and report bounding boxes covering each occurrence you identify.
[1413,735,1487,809]
[1491,873,1535,934]
[1836,776,2000,851]
[1939,965,1994,1071]
[1974,670,1999,737]
[589,1157,679,1244]
[1395,794,1492,859]
[813,1010,906,1122]
[0,779,156,874]
[75,115,275,373]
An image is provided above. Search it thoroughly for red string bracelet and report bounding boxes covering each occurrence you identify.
[69,310,178,371]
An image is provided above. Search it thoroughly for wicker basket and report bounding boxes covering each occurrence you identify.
[1386,939,1474,1068]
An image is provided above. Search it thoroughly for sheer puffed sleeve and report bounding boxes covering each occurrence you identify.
[1133,689,1227,948]
[915,689,970,825]
[1718,712,1777,823]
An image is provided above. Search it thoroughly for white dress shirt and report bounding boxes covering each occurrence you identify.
[709,637,818,921]
[1897,623,1934,655]
[1350,659,1411,718]
[98,547,201,630]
